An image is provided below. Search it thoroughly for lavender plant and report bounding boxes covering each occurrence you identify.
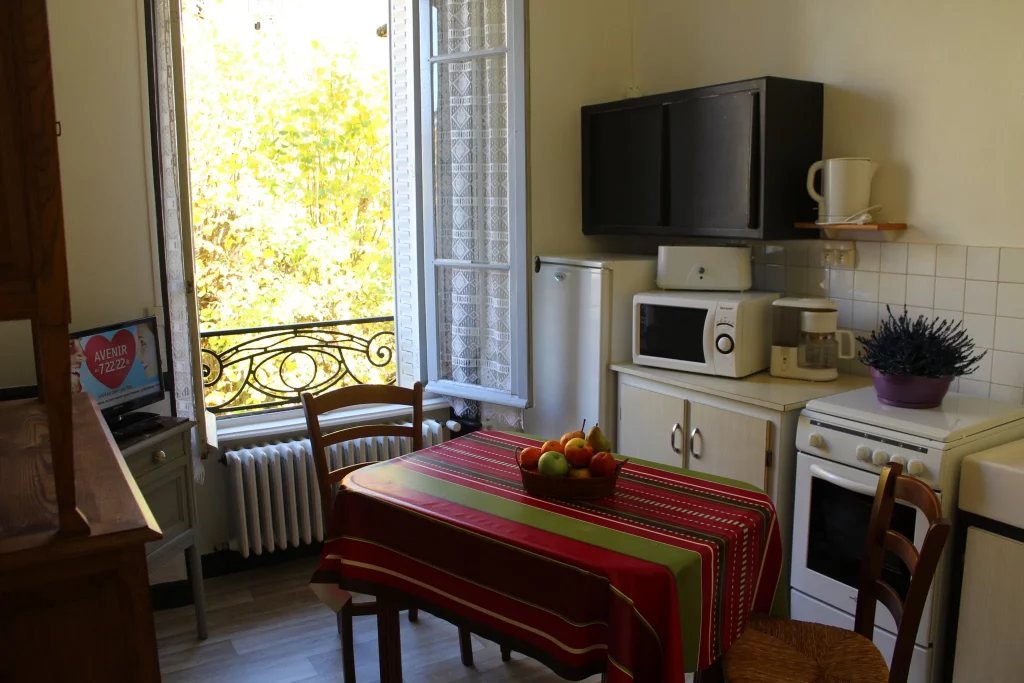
[857,306,986,378]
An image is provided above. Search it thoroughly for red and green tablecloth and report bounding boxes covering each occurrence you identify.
[311,431,782,682]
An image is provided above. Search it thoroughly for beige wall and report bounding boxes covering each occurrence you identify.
[632,0,1024,246]
[0,0,159,388]
[528,0,633,256]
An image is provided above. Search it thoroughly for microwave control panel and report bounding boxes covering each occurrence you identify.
[712,303,738,375]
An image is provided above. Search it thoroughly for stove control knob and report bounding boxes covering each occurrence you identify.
[855,445,872,462]
[871,449,890,466]
[888,454,907,467]
[908,459,926,477]
[808,433,825,449]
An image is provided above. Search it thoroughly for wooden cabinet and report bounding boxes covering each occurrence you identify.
[617,381,770,490]
[582,76,822,240]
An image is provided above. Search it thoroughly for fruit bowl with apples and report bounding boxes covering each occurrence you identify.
[516,422,628,501]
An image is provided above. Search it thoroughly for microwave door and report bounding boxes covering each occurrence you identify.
[635,302,715,374]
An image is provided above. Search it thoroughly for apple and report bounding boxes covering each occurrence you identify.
[589,451,617,477]
[564,437,594,468]
[519,446,543,470]
[559,430,585,447]
[569,467,592,479]
[538,451,569,477]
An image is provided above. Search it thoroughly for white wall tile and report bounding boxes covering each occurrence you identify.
[965,352,992,382]
[991,351,1024,388]
[964,313,995,349]
[853,301,878,331]
[853,271,879,302]
[905,275,935,308]
[880,243,908,274]
[786,244,808,267]
[990,384,1024,405]
[765,264,786,293]
[907,244,937,275]
[933,278,965,312]
[878,273,906,305]
[786,267,808,296]
[906,306,934,322]
[934,309,964,326]
[1000,248,1024,283]
[936,245,967,278]
[752,263,767,290]
[959,379,991,398]
[995,316,1024,353]
[997,283,1024,318]
[762,245,787,265]
[855,242,880,272]
[806,242,824,269]
[830,269,854,300]
[879,304,906,327]
[835,298,853,328]
[807,268,828,297]
[964,280,998,315]
[967,247,1000,281]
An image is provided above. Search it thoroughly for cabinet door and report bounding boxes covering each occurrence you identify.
[688,401,770,489]
[617,382,687,468]
[583,104,665,233]
[668,90,759,234]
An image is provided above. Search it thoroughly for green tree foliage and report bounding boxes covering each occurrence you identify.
[182,0,395,411]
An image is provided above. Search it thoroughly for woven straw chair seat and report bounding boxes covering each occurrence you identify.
[723,615,890,683]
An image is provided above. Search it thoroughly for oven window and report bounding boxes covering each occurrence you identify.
[638,304,708,363]
[807,476,917,600]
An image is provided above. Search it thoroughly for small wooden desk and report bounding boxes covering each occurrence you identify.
[119,417,208,640]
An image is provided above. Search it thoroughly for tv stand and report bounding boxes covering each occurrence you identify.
[107,411,161,441]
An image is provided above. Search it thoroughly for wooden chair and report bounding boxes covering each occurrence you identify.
[721,462,950,683]
[302,382,500,681]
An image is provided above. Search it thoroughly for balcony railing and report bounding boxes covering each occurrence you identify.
[200,316,396,414]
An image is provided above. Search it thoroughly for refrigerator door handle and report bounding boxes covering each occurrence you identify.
[671,423,684,455]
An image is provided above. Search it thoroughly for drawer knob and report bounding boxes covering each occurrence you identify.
[153,449,167,463]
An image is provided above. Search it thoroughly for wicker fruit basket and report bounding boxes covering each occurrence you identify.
[516,449,628,501]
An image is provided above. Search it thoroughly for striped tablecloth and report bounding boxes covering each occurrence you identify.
[311,431,782,682]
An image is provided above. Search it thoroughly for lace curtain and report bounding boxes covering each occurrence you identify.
[151,0,205,480]
[431,0,522,430]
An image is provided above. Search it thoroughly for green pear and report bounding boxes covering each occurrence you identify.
[586,424,612,454]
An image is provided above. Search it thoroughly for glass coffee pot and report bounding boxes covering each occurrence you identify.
[771,298,855,381]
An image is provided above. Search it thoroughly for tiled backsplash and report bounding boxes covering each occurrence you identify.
[751,241,1024,405]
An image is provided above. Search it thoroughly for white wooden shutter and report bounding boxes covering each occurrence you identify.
[390,0,427,388]
[419,0,529,409]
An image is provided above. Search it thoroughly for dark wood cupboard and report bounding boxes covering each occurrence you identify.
[582,76,823,240]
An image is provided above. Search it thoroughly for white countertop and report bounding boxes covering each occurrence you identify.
[610,363,872,412]
[960,441,1024,528]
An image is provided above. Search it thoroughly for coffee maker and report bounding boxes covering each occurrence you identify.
[770,298,855,381]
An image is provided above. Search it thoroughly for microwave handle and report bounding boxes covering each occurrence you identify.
[808,463,877,497]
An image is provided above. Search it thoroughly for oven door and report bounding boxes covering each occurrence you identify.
[791,451,936,646]
[633,297,715,374]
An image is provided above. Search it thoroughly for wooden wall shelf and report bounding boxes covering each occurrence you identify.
[795,222,907,231]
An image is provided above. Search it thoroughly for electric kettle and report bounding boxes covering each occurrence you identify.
[807,157,879,224]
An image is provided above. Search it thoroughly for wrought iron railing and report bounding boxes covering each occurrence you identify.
[200,316,396,414]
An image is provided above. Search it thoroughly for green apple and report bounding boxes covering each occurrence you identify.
[537,450,569,477]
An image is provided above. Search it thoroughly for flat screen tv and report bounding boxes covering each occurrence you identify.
[70,316,165,429]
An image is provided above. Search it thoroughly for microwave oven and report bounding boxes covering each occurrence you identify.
[632,290,780,378]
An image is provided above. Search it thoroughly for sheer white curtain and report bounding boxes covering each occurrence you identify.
[424,0,527,429]
[151,0,207,477]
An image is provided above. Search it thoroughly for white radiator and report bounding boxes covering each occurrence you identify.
[224,420,445,558]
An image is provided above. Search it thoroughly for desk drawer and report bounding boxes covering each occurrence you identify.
[126,433,186,479]
[138,458,192,554]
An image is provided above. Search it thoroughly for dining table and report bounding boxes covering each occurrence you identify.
[311,430,783,682]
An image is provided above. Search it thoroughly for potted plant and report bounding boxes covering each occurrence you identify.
[857,307,986,409]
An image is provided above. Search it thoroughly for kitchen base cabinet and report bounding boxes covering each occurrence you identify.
[687,402,771,489]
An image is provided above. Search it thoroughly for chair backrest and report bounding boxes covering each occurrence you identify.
[853,462,950,683]
[301,382,423,527]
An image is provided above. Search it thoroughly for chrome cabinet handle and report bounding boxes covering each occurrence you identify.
[689,428,702,459]
[670,423,683,455]
[553,271,566,282]
[153,449,167,464]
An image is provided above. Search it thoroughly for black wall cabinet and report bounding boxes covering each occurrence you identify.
[582,76,823,240]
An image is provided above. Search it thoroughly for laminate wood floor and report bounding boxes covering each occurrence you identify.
[155,557,603,682]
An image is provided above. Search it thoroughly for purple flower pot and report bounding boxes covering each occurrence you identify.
[869,368,953,409]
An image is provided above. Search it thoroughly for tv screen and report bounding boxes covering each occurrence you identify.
[70,316,164,416]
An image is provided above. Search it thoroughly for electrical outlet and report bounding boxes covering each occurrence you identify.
[821,241,857,269]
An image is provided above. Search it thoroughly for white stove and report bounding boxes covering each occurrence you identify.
[791,387,1024,683]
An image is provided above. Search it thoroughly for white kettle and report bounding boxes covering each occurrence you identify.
[807,157,879,224]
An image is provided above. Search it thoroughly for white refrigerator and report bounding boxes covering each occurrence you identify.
[524,255,656,449]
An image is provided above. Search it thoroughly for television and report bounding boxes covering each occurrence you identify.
[70,316,165,430]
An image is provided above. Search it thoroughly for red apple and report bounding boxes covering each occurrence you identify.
[564,437,594,468]
[589,451,617,477]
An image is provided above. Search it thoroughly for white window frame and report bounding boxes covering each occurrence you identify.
[417,0,530,409]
